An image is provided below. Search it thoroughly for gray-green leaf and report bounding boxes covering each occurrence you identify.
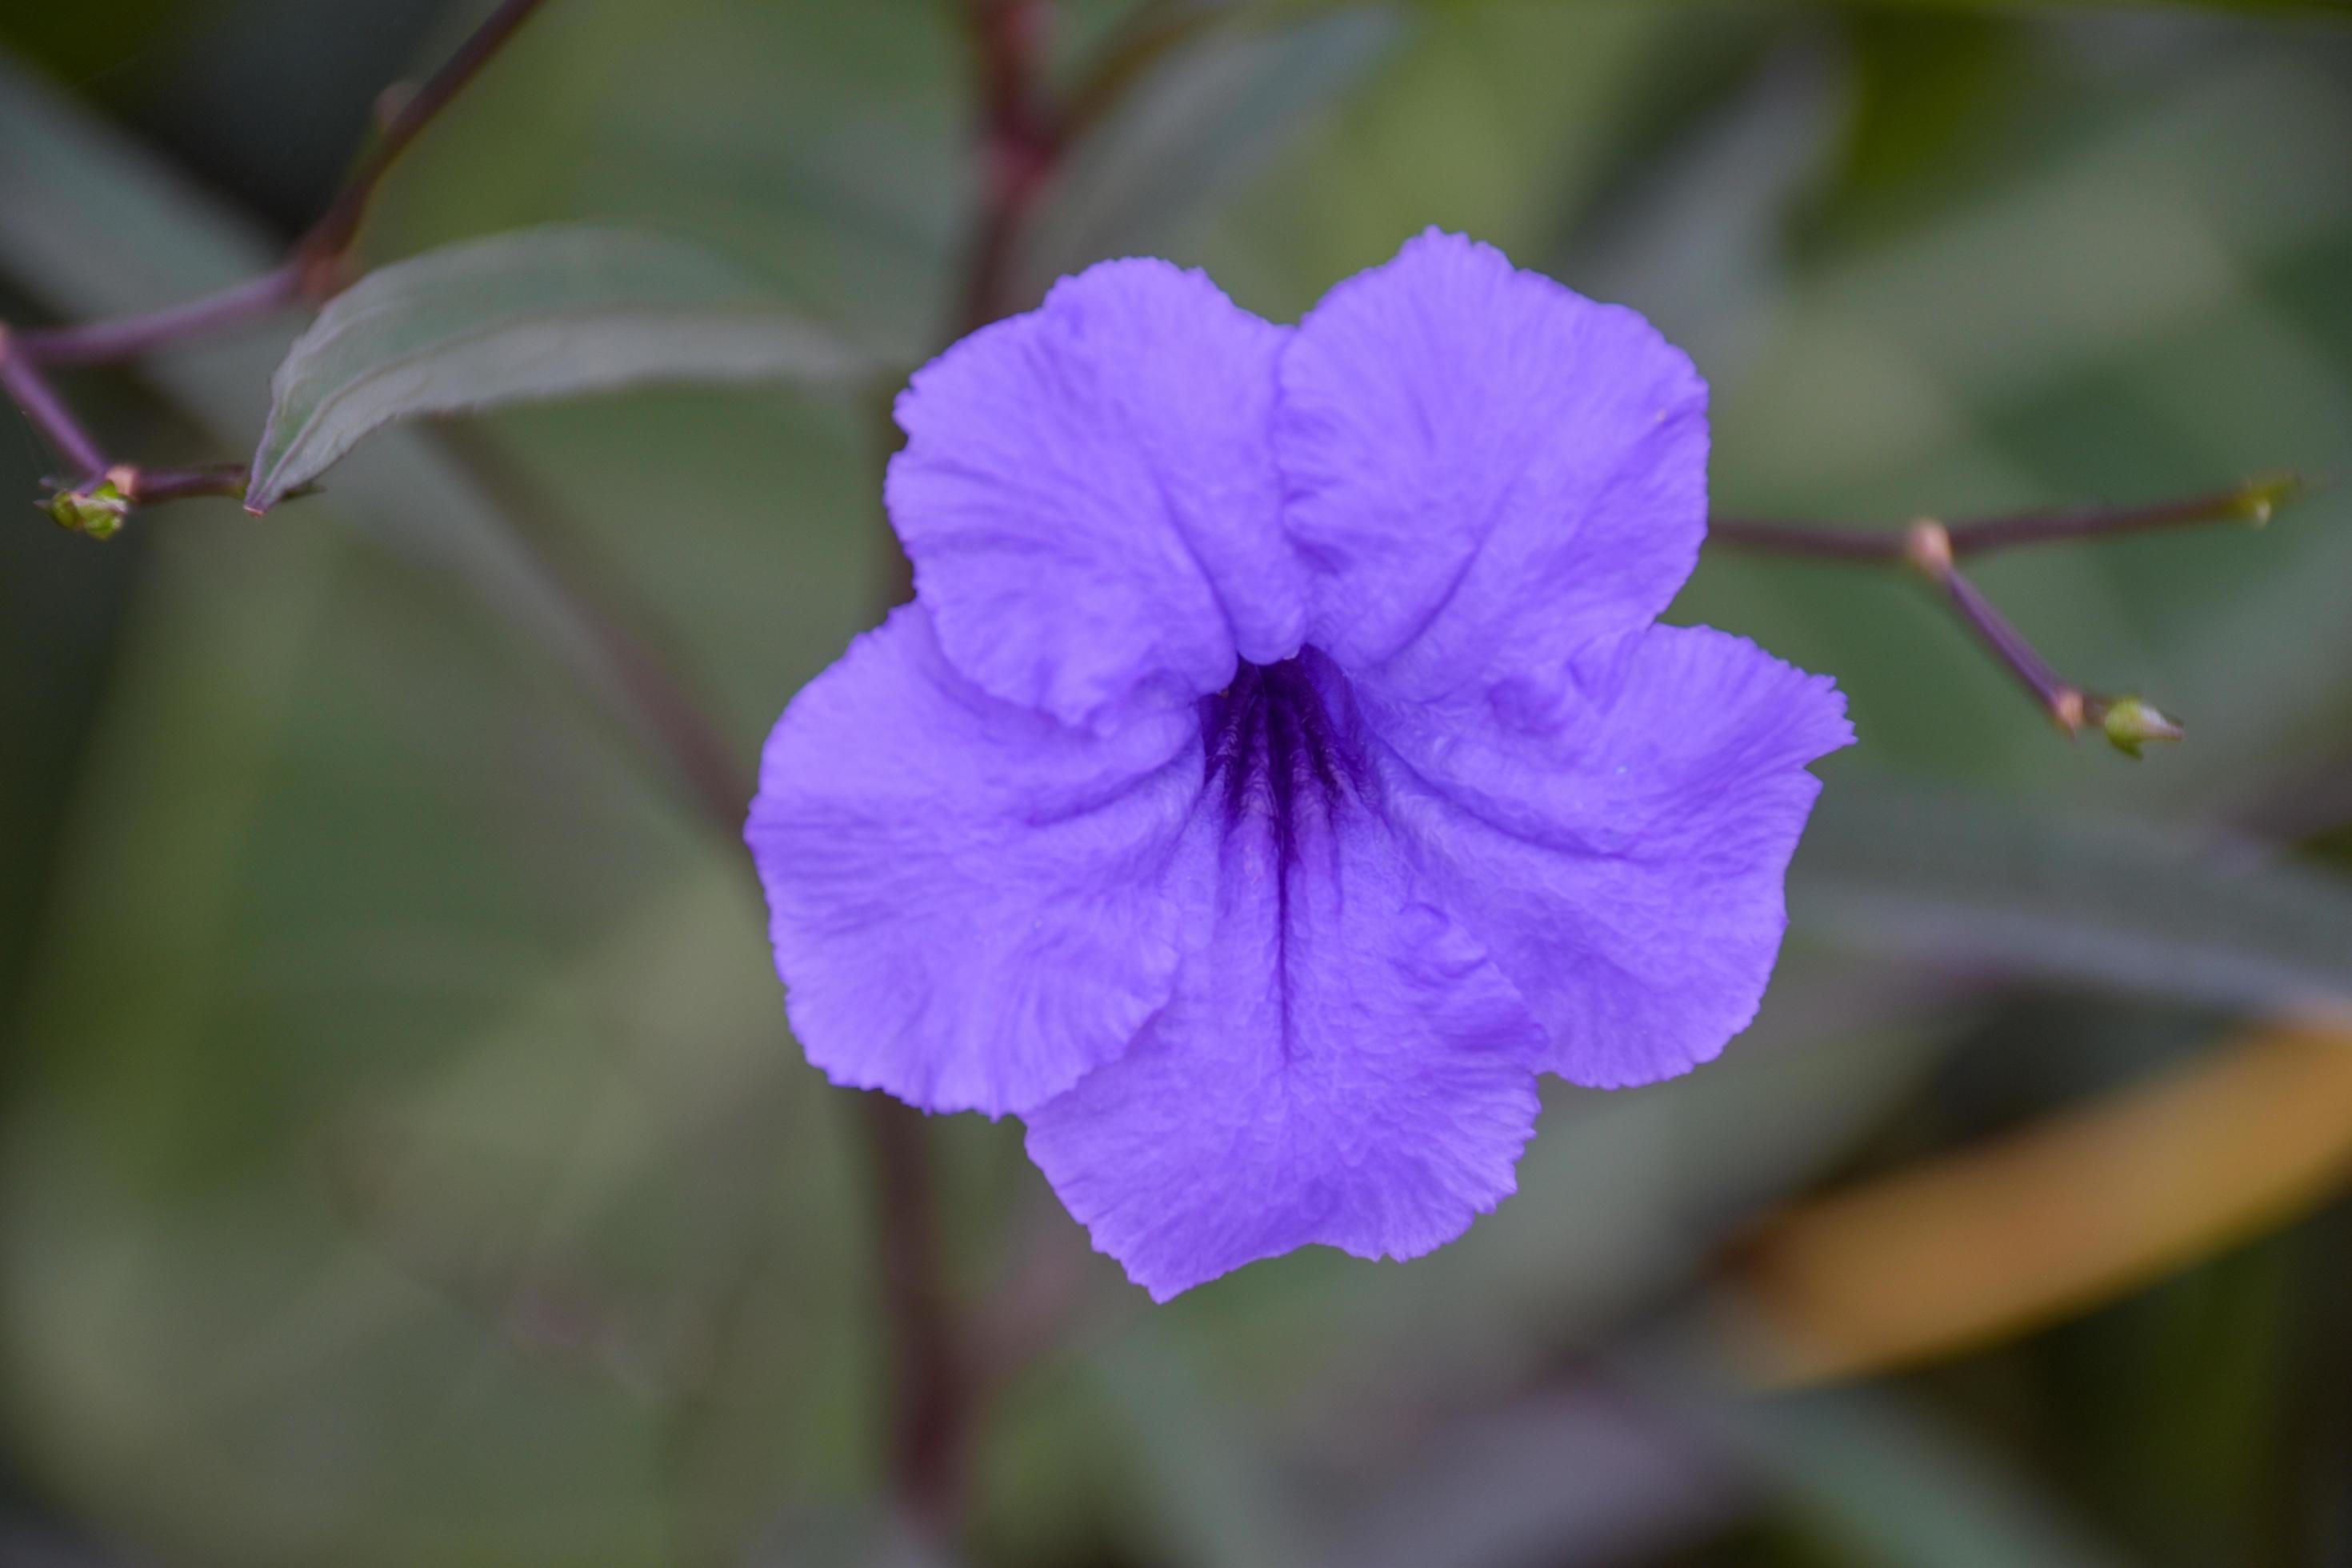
[1792,783,2352,1012]
[247,226,870,511]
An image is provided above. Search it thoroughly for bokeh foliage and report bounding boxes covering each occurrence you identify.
[3,2,2352,1564]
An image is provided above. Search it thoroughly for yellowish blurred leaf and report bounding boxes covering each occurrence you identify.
[1724,1014,2352,1387]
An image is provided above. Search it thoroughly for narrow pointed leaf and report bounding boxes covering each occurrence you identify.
[247,225,870,511]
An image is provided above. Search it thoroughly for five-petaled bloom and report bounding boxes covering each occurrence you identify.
[746,231,1851,1301]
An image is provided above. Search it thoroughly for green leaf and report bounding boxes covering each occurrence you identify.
[1792,783,2352,1010]
[246,225,869,511]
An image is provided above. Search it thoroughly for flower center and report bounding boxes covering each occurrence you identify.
[1200,652,1362,848]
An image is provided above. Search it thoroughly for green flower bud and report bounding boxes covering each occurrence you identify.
[2101,696,2184,759]
[42,479,129,540]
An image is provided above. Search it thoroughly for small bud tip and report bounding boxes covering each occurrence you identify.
[1901,518,1953,578]
[2101,696,2184,759]
[2050,687,2087,734]
[2232,473,2305,527]
[41,478,130,540]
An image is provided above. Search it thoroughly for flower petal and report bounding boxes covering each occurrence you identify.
[1277,230,1707,703]
[746,606,1202,1117]
[887,258,1304,729]
[1362,623,1852,1088]
[1024,766,1546,1302]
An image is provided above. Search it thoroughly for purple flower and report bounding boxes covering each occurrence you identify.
[746,231,1851,1302]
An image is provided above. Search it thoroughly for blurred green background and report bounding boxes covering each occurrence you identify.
[5,1,2352,1563]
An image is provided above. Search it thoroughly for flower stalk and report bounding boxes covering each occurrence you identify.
[1708,474,2304,566]
[297,0,552,268]
[14,266,308,369]
[1708,474,2311,753]
[0,326,107,479]
[955,0,1063,334]
[859,1093,973,1534]
[858,0,1070,1541]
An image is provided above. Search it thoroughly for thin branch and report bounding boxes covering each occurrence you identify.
[115,464,251,505]
[1898,519,2181,753]
[954,0,1062,333]
[1707,480,2310,752]
[1708,474,2304,566]
[0,328,106,477]
[860,1093,973,1538]
[1704,516,1906,564]
[1935,556,2086,729]
[18,266,304,367]
[297,0,553,266]
[1946,474,2302,557]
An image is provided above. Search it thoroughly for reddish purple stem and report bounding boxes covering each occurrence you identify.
[1945,484,2283,555]
[1710,480,2307,738]
[1935,563,2090,726]
[122,466,250,504]
[297,0,552,266]
[1,335,106,478]
[1710,478,2297,566]
[956,0,1062,334]
[18,266,305,367]
[1706,517,1906,562]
